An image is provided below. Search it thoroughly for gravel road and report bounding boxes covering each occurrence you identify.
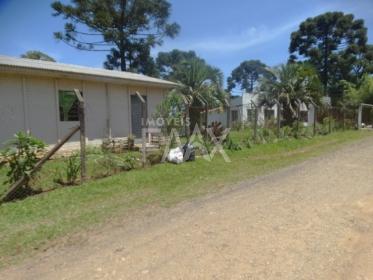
[2,137,373,280]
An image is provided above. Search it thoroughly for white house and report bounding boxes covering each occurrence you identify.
[0,55,177,147]
[208,91,316,127]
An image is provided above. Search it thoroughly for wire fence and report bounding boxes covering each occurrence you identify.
[0,100,369,203]
[219,103,360,136]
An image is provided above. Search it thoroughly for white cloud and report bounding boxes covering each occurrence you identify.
[154,18,301,55]
[154,5,341,55]
[187,21,298,52]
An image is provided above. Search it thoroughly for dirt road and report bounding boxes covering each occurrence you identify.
[2,137,373,280]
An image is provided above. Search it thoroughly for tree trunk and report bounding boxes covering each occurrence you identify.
[120,48,126,71]
[249,75,254,93]
[282,103,296,126]
[204,105,208,138]
[119,0,127,72]
[323,34,329,96]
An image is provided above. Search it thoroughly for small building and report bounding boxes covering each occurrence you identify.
[208,91,315,127]
[0,55,176,147]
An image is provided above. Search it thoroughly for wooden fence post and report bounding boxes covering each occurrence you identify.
[358,104,363,129]
[75,89,86,182]
[135,91,147,167]
[313,105,317,136]
[296,102,300,133]
[185,105,190,140]
[142,102,147,167]
[276,101,281,138]
[226,92,231,129]
[204,105,209,138]
[328,106,332,134]
[253,104,258,142]
[181,95,190,140]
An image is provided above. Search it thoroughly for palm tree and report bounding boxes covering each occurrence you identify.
[171,58,228,133]
[259,63,321,125]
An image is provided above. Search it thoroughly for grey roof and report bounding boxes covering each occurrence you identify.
[0,55,177,88]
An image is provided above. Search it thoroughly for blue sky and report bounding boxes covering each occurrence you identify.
[0,0,372,85]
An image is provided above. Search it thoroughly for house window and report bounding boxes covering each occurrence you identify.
[231,110,238,122]
[300,111,308,122]
[247,109,255,123]
[265,109,275,120]
[59,90,81,121]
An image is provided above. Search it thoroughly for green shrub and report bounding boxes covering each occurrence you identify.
[55,153,80,186]
[147,149,164,165]
[118,153,137,171]
[96,151,138,178]
[291,122,304,139]
[280,126,293,139]
[224,135,242,151]
[316,117,334,135]
[231,121,248,131]
[253,127,277,144]
[262,127,277,143]
[85,145,102,155]
[245,137,254,149]
[96,152,119,177]
[0,132,45,187]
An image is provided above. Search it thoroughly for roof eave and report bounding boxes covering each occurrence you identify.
[0,65,178,89]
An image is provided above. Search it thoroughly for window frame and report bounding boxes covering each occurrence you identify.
[231,110,238,122]
[58,90,82,122]
[247,109,255,123]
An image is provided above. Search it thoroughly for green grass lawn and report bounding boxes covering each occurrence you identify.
[0,149,142,196]
[0,130,371,267]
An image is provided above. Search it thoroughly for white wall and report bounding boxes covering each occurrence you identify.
[84,81,108,140]
[0,75,25,145]
[27,77,58,143]
[108,84,130,138]
[208,110,227,127]
[147,87,165,117]
[0,74,167,147]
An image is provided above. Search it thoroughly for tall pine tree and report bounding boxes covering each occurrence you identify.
[52,0,180,76]
[289,12,369,101]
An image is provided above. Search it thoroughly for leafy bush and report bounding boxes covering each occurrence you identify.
[154,91,185,134]
[224,135,242,151]
[291,122,305,139]
[55,153,80,186]
[262,127,277,143]
[118,153,137,171]
[147,149,164,165]
[96,152,138,177]
[85,145,103,155]
[96,152,118,177]
[231,121,247,131]
[244,137,254,149]
[253,127,277,144]
[0,132,45,187]
[280,126,293,139]
[316,117,334,135]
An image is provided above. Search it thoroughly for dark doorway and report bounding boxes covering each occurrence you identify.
[131,95,147,138]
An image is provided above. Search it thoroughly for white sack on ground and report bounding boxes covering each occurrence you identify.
[167,147,184,164]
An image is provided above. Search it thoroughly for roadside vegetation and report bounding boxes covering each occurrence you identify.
[1,0,373,271]
[0,129,372,266]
